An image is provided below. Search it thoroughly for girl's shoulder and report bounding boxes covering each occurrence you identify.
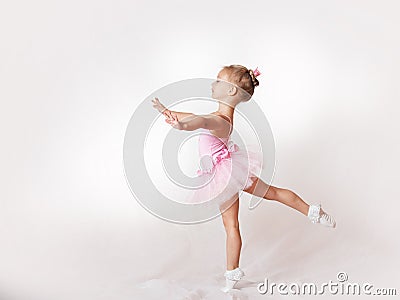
[210,112,232,123]
[208,112,233,138]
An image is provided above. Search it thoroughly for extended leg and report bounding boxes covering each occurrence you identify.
[243,176,336,227]
[243,176,309,215]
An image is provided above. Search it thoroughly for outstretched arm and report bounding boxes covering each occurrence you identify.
[151,97,194,120]
[166,113,230,132]
[151,97,230,132]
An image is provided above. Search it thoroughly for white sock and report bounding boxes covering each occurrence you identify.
[221,267,245,292]
[307,203,321,223]
[308,203,336,228]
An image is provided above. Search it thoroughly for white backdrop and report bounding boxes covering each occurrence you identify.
[1,0,399,299]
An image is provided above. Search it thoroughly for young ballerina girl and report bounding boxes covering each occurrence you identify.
[151,64,336,292]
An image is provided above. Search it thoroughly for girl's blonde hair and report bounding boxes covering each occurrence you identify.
[220,64,260,97]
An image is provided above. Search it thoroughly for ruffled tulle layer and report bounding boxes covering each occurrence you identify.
[186,146,263,206]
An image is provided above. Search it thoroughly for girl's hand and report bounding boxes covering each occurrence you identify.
[151,97,170,116]
[165,112,184,130]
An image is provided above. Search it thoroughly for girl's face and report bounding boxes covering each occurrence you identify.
[211,70,234,99]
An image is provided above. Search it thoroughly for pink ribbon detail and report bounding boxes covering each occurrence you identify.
[196,141,239,175]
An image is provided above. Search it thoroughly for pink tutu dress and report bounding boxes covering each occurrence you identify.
[186,122,263,206]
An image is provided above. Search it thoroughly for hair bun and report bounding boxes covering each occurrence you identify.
[248,69,260,87]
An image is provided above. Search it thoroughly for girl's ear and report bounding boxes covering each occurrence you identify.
[227,86,238,96]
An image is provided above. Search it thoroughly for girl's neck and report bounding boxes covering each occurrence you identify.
[217,101,235,116]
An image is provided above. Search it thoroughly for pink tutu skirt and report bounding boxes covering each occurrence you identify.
[186,141,263,206]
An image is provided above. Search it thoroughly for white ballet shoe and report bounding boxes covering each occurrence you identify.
[220,267,245,292]
[308,204,336,228]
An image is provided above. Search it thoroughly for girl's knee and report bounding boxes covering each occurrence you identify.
[263,185,279,200]
[223,221,240,232]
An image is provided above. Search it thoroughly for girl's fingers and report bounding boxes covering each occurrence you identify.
[162,110,178,127]
[152,98,161,106]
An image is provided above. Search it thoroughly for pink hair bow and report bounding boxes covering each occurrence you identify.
[253,67,261,77]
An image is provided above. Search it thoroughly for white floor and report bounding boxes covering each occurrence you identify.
[1,196,399,300]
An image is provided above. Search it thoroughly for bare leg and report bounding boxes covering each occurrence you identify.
[243,176,310,216]
[219,193,241,271]
[219,177,314,272]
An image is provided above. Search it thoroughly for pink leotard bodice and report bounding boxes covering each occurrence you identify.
[197,121,239,175]
[190,115,263,204]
